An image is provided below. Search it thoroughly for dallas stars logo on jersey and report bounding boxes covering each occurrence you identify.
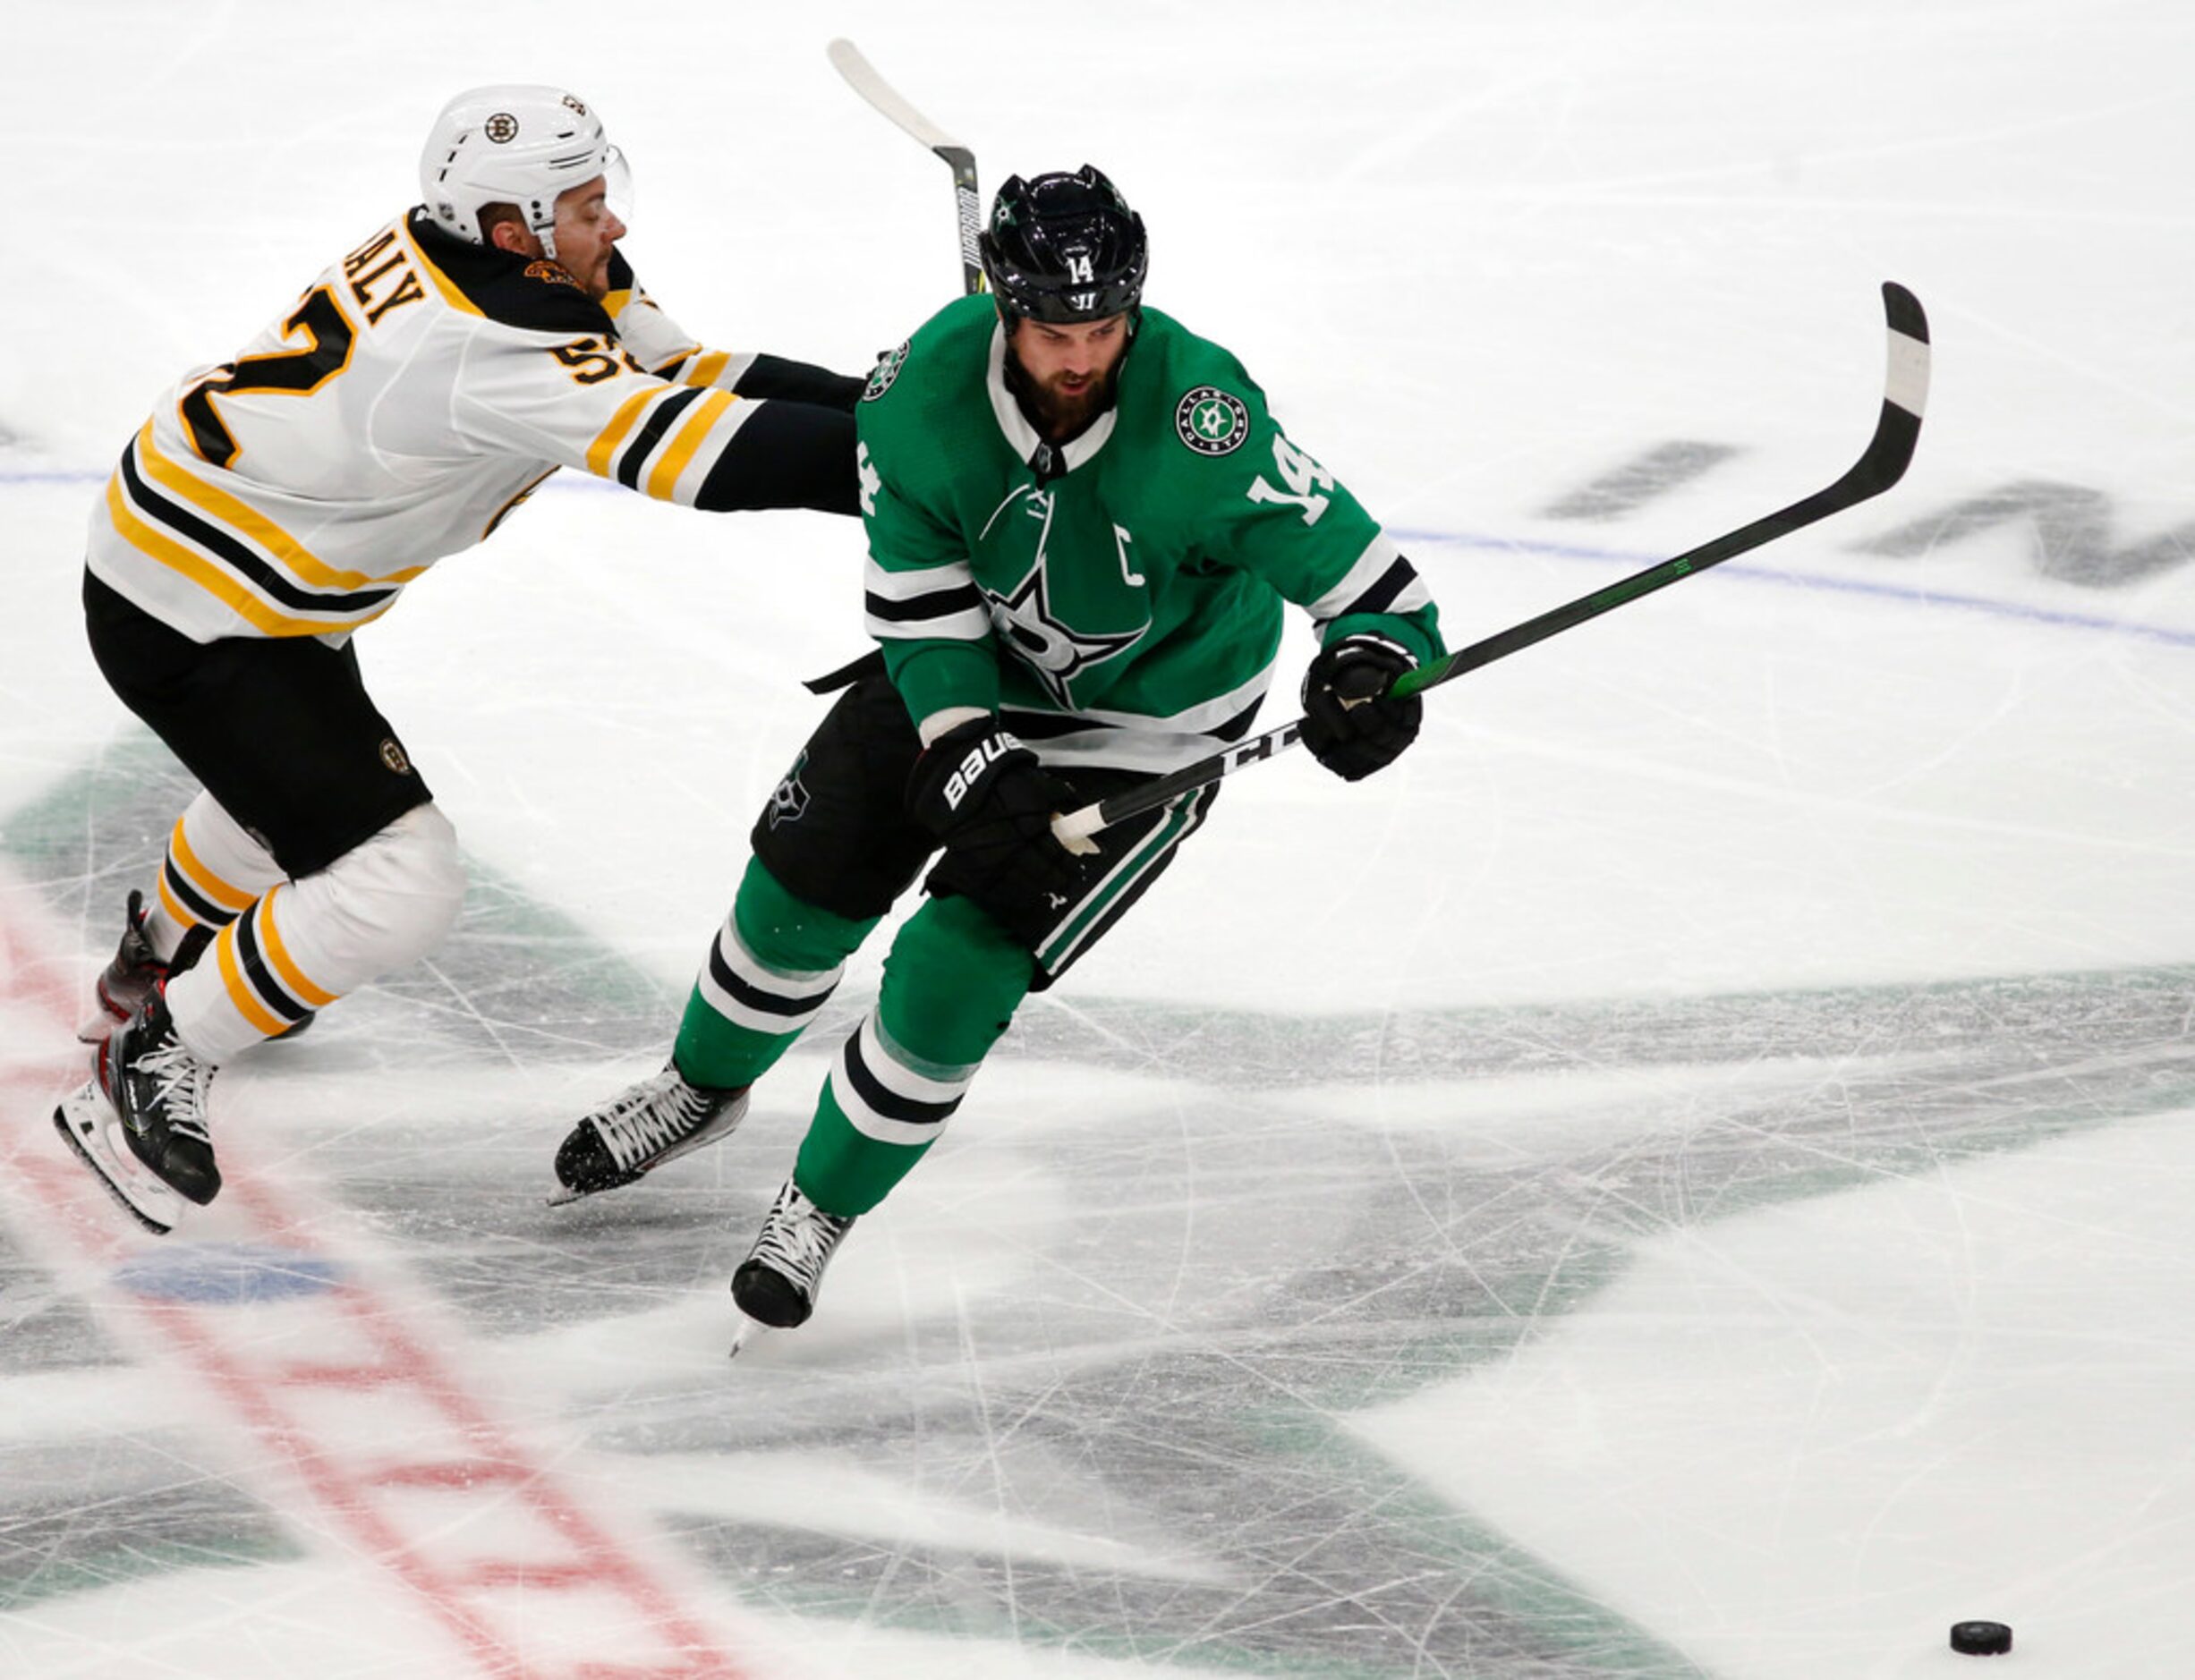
[1175,386,1249,456]
[983,552,1141,708]
[864,342,910,403]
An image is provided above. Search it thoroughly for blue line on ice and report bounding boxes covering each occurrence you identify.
[10,467,2191,650]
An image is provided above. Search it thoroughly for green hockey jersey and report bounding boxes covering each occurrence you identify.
[855,296,1443,773]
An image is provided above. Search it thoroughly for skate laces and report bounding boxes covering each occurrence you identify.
[751,1186,853,1292]
[592,1070,714,1169]
[133,1040,213,1144]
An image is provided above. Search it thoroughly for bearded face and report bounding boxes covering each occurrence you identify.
[1004,312,1132,444]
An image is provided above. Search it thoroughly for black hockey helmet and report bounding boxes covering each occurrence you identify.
[980,165,1149,324]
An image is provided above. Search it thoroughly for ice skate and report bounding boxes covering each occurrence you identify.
[79,890,208,1042]
[728,1178,855,1352]
[54,988,221,1233]
[549,1064,750,1205]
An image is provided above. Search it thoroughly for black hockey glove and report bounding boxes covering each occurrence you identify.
[907,717,1088,946]
[1300,634,1423,782]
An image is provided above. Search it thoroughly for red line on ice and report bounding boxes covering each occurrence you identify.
[0,886,751,1679]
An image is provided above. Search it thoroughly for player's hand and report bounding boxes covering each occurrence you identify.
[1300,634,1422,782]
[906,718,1086,942]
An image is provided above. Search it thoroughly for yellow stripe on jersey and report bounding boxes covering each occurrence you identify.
[644,342,704,379]
[169,819,257,912]
[646,389,736,500]
[585,388,657,476]
[400,220,485,318]
[680,350,733,387]
[256,887,340,1008]
[213,921,291,1039]
[104,471,395,639]
[135,425,430,592]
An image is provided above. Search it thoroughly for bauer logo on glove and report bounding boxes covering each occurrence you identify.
[942,730,1026,810]
[907,718,1088,946]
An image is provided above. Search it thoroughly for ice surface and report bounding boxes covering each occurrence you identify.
[4,3,2193,1676]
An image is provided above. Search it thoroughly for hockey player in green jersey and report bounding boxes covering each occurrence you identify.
[551,165,1446,1340]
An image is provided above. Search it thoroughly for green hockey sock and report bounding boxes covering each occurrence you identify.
[673,858,879,1090]
[793,894,1034,1216]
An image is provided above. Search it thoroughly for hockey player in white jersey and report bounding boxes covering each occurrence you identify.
[55,84,866,1235]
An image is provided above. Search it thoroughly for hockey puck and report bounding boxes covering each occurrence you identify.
[1950,1621,2012,1656]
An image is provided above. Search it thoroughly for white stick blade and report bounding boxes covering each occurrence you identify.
[826,38,962,152]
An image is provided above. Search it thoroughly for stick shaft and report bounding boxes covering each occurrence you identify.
[1055,282,1931,842]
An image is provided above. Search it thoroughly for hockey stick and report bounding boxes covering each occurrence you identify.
[826,38,986,298]
[1052,281,1931,846]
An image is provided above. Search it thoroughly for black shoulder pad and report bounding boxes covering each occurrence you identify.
[409,212,612,336]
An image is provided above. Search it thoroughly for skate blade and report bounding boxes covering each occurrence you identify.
[727,1312,772,1360]
[51,1082,183,1236]
[544,1175,642,1207]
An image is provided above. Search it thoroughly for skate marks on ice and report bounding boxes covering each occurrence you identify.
[5,732,689,1071]
[0,1212,308,1614]
[0,753,761,1676]
[386,970,2191,1679]
[6,740,2195,1676]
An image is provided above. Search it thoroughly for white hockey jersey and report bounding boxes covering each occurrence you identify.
[88,211,855,643]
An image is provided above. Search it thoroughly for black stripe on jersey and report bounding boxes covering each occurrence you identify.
[1326,555,1423,623]
[614,386,704,489]
[706,938,838,1021]
[118,445,401,617]
[233,905,312,1024]
[994,708,1091,741]
[998,692,1263,744]
[841,1031,962,1131]
[160,857,238,929]
[866,582,986,624]
[408,212,610,335]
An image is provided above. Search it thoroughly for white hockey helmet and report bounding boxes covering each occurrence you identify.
[418,85,628,259]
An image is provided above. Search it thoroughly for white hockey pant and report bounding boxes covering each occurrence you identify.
[165,802,466,1063]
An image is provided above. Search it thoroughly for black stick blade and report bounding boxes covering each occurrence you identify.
[1880,281,1930,427]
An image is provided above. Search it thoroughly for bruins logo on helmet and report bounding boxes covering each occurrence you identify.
[485,113,520,143]
[379,739,413,775]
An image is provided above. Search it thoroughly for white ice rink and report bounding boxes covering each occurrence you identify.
[4,3,2194,1675]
